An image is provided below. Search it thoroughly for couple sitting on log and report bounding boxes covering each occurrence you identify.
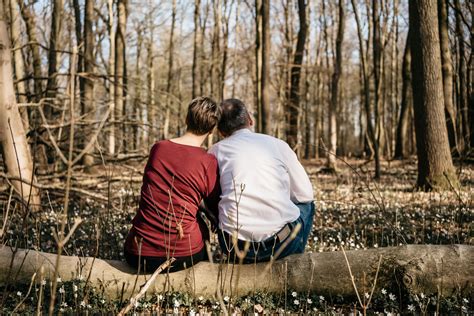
[124,97,315,272]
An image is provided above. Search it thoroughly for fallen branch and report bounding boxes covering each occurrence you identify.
[0,245,472,300]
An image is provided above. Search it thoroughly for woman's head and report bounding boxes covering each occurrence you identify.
[186,97,221,135]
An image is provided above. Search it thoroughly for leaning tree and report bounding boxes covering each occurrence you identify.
[0,7,40,210]
[409,0,458,190]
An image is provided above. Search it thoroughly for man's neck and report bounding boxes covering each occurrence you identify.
[169,132,208,147]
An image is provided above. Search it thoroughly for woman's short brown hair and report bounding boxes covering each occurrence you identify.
[186,97,221,135]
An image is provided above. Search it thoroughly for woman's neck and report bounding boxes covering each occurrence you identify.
[169,132,208,147]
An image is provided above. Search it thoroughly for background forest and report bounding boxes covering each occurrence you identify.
[0,0,473,314]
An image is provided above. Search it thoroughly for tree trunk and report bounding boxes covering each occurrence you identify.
[18,0,42,102]
[372,0,382,179]
[438,0,457,154]
[45,0,62,106]
[260,0,271,135]
[326,0,345,171]
[352,0,378,165]
[0,12,40,210]
[453,0,470,152]
[115,0,127,152]
[287,0,307,156]
[9,0,28,129]
[409,0,458,190]
[394,30,412,160]
[107,0,116,154]
[1,245,472,300]
[191,0,201,99]
[163,0,176,140]
[82,0,95,167]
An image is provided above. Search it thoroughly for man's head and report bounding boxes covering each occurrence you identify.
[218,98,253,137]
[186,97,221,135]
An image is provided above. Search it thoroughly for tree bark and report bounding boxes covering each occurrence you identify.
[45,0,63,105]
[0,11,40,210]
[438,0,457,154]
[260,0,271,135]
[9,0,28,129]
[18,0,42,102]
[163,0,176,140]
[191,0,201,99]
[453,0,470,152]
[372,0,382,179]
[107,0,116,154]
[394,30,412,160]
[82,0,95,167]
[1,245,472,300]
[409,0,458,190]
[115,0,127,152]
[287,0,307,156]
[326,0,345,171]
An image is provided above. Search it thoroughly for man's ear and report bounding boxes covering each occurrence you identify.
[247,113,254,127]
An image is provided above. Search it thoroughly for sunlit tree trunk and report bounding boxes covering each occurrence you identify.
[115,0,127,152]
[192,0,201,99]
[82,0,95,166]
[108,0,116,154]
[261,0,271,135]
[409,0,458,190]
[438,0,457,154]
[326,0,345,171]
[0,11,40,209]
[394,30,412,160]
[9,0,28,129]
[163,0,176,140]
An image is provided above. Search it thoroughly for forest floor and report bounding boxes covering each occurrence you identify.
[1,157,473,314]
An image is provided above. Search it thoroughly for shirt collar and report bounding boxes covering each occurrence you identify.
[230,128,252,137]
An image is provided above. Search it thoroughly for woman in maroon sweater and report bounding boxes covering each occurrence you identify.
[124,97,221,272]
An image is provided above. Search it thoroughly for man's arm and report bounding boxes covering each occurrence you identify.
[278,141,314,203]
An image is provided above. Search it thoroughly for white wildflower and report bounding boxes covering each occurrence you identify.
[157,294,164,300]
[408,304,415,311]
[389,293,396,301]
[463,298,469,304]
[293,299,299,305]
[319,295,325,301]
[224,296,229,302]
[307,298,312,304]
[420,293,425,299]
[364,292,370,299]
[56,277,62,283]
[41,280,46,286]
[198,296,204,301]
[16,291,22,297]
[292,291,297,297]
[173,300,180,307]
[59,286,65,294]
[73,284,78,292]
[101,299,105,304]
[381,288,387,295]
[80,301,86,307]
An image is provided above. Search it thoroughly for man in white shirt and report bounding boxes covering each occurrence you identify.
[209,98,314,263]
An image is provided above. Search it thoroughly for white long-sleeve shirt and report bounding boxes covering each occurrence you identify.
[209,129,314,241]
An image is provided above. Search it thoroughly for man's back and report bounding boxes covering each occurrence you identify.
[209,129,313,241]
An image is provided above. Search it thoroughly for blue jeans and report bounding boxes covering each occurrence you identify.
[218,202,315,263]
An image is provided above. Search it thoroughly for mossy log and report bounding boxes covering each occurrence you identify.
[0,245,472,299]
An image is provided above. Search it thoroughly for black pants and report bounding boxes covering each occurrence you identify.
[124,246,208,273]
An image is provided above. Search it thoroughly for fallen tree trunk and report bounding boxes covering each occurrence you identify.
[0,245,472,300]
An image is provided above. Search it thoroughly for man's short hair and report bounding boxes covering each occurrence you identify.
[186,97,221,135]
[218,99,250,136]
